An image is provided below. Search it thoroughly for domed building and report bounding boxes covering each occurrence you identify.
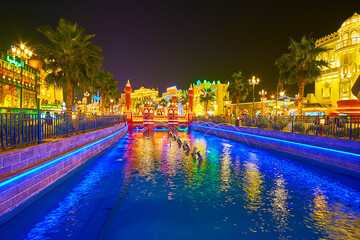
[315,13,360,115]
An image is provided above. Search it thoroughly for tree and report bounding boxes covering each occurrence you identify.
[228,71,249,117]
[159,98,167,108]
[37,18,103,111]
[200,87,215,116]
[92,69,119,114]
[276,35,328,110]
[179,95,189,113]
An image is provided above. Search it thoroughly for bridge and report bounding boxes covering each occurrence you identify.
[123,80,194,130]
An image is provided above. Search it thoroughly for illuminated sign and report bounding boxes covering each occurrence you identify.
[6,55,25,68]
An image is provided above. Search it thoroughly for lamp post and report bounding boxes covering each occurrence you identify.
[259,89,267,115]
[110,99,114,114]
[249,76,260,117]
[84,91,90,115]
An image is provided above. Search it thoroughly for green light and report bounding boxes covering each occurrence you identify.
[6,55,24,68]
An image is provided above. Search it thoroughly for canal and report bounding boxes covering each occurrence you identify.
[0,130,359,239]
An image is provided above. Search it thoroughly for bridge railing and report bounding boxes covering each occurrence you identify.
[0,108,126,149]
[195,115,360,140]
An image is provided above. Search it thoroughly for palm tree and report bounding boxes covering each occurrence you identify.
[37,18,103,111]
[159,98,167,109]
[228,71,249,117]
[276,35,328,110]
[92,69,119,114]
[179,95,189,113]
[200,87,215,116]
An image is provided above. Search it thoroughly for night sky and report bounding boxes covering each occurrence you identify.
[1,0,358,100]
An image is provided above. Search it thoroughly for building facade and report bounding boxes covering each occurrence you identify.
[190,80,230,116]
[315,13,360,114]
[0,52,40,110]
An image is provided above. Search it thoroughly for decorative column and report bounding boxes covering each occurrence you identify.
[143,105,154,129]
[168,95,178,130]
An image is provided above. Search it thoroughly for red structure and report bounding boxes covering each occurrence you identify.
[124,82,189,130]
[187,84,195,122]
[124,80,133,125]
[124,80,132,110]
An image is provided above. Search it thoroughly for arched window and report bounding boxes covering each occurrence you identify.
[322,82,331,99]
[351,30,358,38]
[340,78,351,99]
[351,63,357,73]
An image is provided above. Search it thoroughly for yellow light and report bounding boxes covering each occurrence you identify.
[24,49,28,54]
[20,45,24,50]
[11,47,16,53]
[16,50,20,55]
[29,52,32,57]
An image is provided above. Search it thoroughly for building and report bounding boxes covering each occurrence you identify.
[315,13,360,114]
[188,80,230,116]
[0,51,40,110]
[120,83,159,113]
[27,58,64,110]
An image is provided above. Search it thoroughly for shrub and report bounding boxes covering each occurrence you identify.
[293,122,305,133]
[256,117,270,129]
[272,119,288,131]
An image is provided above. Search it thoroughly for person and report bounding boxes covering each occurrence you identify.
[45,111,53,138]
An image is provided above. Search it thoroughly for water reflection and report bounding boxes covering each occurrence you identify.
[270,174,290,235]
[242,156,264,212]
[310,188,360,239]
[220,143,232,192]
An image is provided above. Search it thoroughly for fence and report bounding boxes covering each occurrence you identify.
[195,115,360,140]
[0,108,126,149]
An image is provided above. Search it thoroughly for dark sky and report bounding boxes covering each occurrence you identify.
[1,0,359,99]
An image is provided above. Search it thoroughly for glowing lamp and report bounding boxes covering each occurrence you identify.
[11,47,16,53]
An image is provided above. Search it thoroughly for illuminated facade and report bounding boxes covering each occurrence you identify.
[190,80,230,116]
[315,13,360,113]
[0,52,40,110]
[28,59,64,110]
[120,83,159,113]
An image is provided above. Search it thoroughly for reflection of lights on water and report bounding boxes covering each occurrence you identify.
[270,175,289,234]
[242,161,264,212]
[309,188,360,239]
[220,143,232,192]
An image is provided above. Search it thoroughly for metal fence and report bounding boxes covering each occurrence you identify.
[0,108,126,149]
[195,115,360,140]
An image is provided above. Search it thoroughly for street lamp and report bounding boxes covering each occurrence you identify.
[259,89,267,100]
[84,92,90,115]
[259,89,267,115]
[249,76,260,117]
[110,99,114,114]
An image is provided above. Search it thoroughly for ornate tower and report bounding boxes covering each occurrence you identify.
[187,84,195,122]
[124,79,132,111]
[188,84,194,113]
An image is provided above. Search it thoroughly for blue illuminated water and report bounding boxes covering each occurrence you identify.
[0,130,359,239]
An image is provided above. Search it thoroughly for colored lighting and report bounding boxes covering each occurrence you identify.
[6,55,25,68]
[193,125,360,158]
[0,126,128,188]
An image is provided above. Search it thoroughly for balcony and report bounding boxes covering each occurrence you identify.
[336,37,360,51]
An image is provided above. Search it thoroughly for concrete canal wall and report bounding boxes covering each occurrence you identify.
[191,122,360,177]
[0,123,128,218]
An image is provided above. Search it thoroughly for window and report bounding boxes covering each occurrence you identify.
[322,83,331,99]
[340,78,351,99]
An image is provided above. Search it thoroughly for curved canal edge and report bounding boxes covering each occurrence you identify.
[0,123,129,219]
[191,122,360,177]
